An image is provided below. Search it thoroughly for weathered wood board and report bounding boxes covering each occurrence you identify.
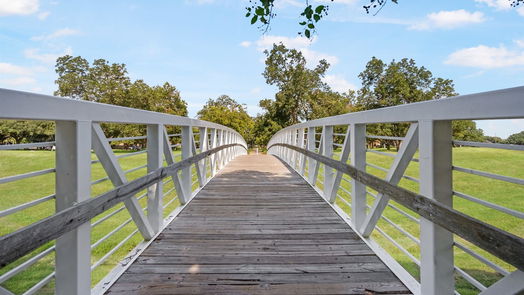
[106,154,411,295]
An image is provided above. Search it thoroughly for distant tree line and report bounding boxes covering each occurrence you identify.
[1,56,187,147]
[1,50,523,149]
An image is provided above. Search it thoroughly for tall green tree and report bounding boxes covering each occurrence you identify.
[197,95,255,145]
[505,131,524,145]
[253,44,351,146]
[355,57,483,148]
[54,55,188,140]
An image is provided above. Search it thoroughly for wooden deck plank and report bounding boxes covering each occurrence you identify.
[105,154,411,295]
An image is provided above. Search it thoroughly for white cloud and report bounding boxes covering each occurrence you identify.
[31,28,79,41]
[37,11,50,20]
[0,62,36,75]
[475,0,511,10]
[322,74,356,93]
[515,39,524,48]
[250,87,261,95]
[24,47,73,64]
[445,43,524,69]
[253,35,339,66]
[518,6,524,16]
[240,41,251,48]
[1,76,37,86]
[409,10,485,30]
[0,0,39,16]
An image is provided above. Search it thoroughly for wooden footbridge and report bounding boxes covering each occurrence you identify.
[0,87,523,295]
[107,154,410,294]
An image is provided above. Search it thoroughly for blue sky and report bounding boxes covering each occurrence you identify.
[0,0,523,138]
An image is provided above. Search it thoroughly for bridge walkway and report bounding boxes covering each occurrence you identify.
[106,154,411,295]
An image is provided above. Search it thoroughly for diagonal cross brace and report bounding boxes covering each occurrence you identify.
[162,128,188,205]
[360,123,419,237]
[328,127,351,203]
[91,123,155,240]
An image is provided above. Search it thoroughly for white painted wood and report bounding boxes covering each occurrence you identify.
[350,124,367,230]
[162,128,187,204]
[209,128,217,177]
[199,127,208,184]
[55,120,91,295]
[328,127,351,203]
[311,131,323,186]
[307,127,316,183]
[419,120,454,295]
[323,126,334,199]
[181,126,192,198]
[147,124,163,233]
[298,128,306,175]
[91,123,154,240]
[191,131,204,187]
[478,270,524,295]
[360,123,419,237]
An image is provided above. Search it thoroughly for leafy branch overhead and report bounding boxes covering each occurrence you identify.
[246,0,523,38]
[245,0,396,38]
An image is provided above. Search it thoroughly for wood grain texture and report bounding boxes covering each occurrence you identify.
[106,154,410,295]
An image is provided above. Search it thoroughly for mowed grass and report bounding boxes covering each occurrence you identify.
[1,147,523,294]
[0,149,185,294]
[308,147,522,295]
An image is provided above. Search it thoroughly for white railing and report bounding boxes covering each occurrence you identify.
[267,86,524,295]
[0,88,247,295]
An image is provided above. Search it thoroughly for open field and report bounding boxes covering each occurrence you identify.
[0,147,523,295]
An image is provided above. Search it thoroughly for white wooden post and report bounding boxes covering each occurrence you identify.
[419,120,454,295]
[55,120,91,295]
[307,127,316,183]
[298,128,306,175]
[209,128,217,176]
[199,127,208,184]
[216,129,223,170]
[323,126,334,198]
[351,123,366,229]
[181,126,192,199]
[147,124,163,233]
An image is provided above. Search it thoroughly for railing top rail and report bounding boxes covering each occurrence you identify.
[269,86,524,138]
[0,88,240,135]
[0,143,246,268]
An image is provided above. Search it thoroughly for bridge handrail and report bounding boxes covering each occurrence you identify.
[268,143,524,270]
[267,86,524,295]
[0,88,248,295]
[0,143,244,267]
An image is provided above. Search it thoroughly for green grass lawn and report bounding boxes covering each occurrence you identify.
[1,147,523,295]
[0,149,187,294]
[305,147,523,295]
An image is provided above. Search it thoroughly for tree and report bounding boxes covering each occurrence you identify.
[197,95,255,145]
[355,57,483,148]
[505,131,524,145]
[253,44,351,146]
[54,55,188,141]
[485,136,503,144]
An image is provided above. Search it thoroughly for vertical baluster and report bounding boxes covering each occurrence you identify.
[419,120,454,295]
[147,124,163,233]
[323,126,334,198]
[350,123,366,229]
[307,127,316,184]
[181,126,192,199]
[55,120,91,295]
